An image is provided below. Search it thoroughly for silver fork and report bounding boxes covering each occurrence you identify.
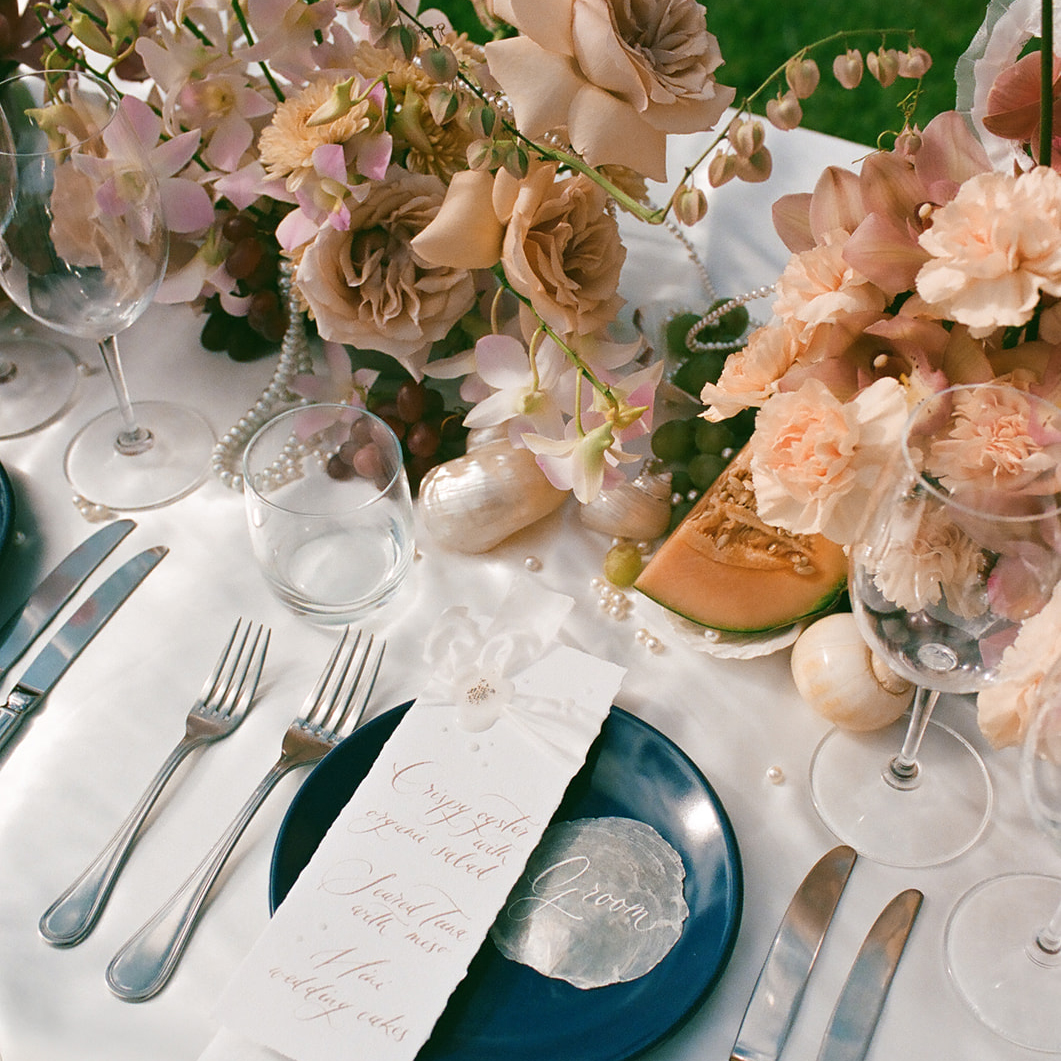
[105,627,384,1002]
[39,619,270,948]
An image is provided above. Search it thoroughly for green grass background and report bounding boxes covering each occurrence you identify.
[702,0,990,146]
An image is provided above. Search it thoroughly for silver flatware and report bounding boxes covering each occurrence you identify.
[106,627,385,1002]
[39,618,270,947]
[730,845,858,1061]
[0,546,167,756]
[815,888,922,1061]
[0,519,135,678]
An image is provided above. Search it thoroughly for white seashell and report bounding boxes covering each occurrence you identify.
[790,613,914,731]
[419,440,567,553]
[579,469,672,541]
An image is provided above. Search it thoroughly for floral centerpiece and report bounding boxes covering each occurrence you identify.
[694,0,1061,747]
[2,0,931,496]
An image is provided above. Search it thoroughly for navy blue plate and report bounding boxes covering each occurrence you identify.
[270,704,742,1061]
[0,461,14,565]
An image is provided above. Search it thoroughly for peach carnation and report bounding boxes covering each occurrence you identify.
[916,167,1061,338]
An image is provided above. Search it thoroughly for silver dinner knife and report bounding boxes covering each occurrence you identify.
[730,844,858,1061]
[0,545,167,755]
[815,888,923,1061]
[0,519,136,679]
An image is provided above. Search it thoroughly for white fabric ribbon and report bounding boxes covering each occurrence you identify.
[419,578,593,767]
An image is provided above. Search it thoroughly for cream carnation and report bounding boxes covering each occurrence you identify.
[773,236,888,341]
[916,167,1061,338]
[977,582,1061,748]
[700,318,805,420]
[296,167,476,378]
[749,376,909,545]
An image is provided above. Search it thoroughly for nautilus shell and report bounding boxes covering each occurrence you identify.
[579,468,672,541]
[790,613,914,731]
[419,440,567,553]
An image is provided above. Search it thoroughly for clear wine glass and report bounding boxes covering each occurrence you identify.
[810,383,1061,868]
[944,659,1061,1052]
[0,69,213,508]
[0,101,80,439]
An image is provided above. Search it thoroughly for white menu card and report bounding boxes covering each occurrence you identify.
[206,580,625,1061]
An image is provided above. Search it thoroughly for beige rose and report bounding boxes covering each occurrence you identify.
[483,0,735,182]
[296,166,476,378]
[412,162,625,337]
[500,163,625,336]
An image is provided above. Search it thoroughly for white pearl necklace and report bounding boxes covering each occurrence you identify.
[209,263,315,492]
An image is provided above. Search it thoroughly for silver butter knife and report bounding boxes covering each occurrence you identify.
[730,844,858,1061]
[0,519,136,679]
[0,545,167,755]
[816,888,922,1061]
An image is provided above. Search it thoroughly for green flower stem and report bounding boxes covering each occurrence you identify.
[674,27,918,199]
[229,0,285,102]
[1042,0,1053,168]
[500,282,620,420]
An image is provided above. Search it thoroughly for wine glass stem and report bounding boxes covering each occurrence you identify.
[1034,894,1061,957]
[884,686,940,791]
[98,334,153,456]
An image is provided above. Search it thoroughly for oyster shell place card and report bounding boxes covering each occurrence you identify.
[206,579,625,1061]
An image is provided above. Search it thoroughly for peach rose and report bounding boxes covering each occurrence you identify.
[296,166,475,378]
[483,0,735,182]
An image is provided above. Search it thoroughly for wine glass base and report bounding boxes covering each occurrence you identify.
[945,873,1061,1052]
[64,401,214,511]
[0,337,80,438]
[809,718,992,868]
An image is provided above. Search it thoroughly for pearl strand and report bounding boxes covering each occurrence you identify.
[684,285,776,353]
[209,262,315,492]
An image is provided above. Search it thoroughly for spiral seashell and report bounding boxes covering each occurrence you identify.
[790,613,914,731]
[419,440,567,553]
[579,468,672,541]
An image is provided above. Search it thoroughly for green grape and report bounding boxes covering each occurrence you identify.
[688,452,727,491]
[669,468,694,497]
[696,298,750,342]
[672,351,725,396]
[668,499,695,531]
[650,418,696,463]
[603,542,643,587]
[694,419,736,455]
[663,311,702,360]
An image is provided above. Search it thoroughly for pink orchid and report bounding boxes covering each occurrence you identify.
[523,418,639,503]
[109,96,213,234]
[288,340,374,437]
[455,332,568,437]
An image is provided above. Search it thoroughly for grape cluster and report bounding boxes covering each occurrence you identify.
[663,300,749,399]
[200,211,286,362]
[650,407,756,530]
[365,377,468,494]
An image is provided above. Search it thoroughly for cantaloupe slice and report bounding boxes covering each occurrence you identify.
[634,448,847,633]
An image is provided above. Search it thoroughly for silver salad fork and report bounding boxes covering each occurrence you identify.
[105,627,385,1002]
[39,619,270,948]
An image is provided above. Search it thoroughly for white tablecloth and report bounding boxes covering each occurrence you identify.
[0,124,1048,1061]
